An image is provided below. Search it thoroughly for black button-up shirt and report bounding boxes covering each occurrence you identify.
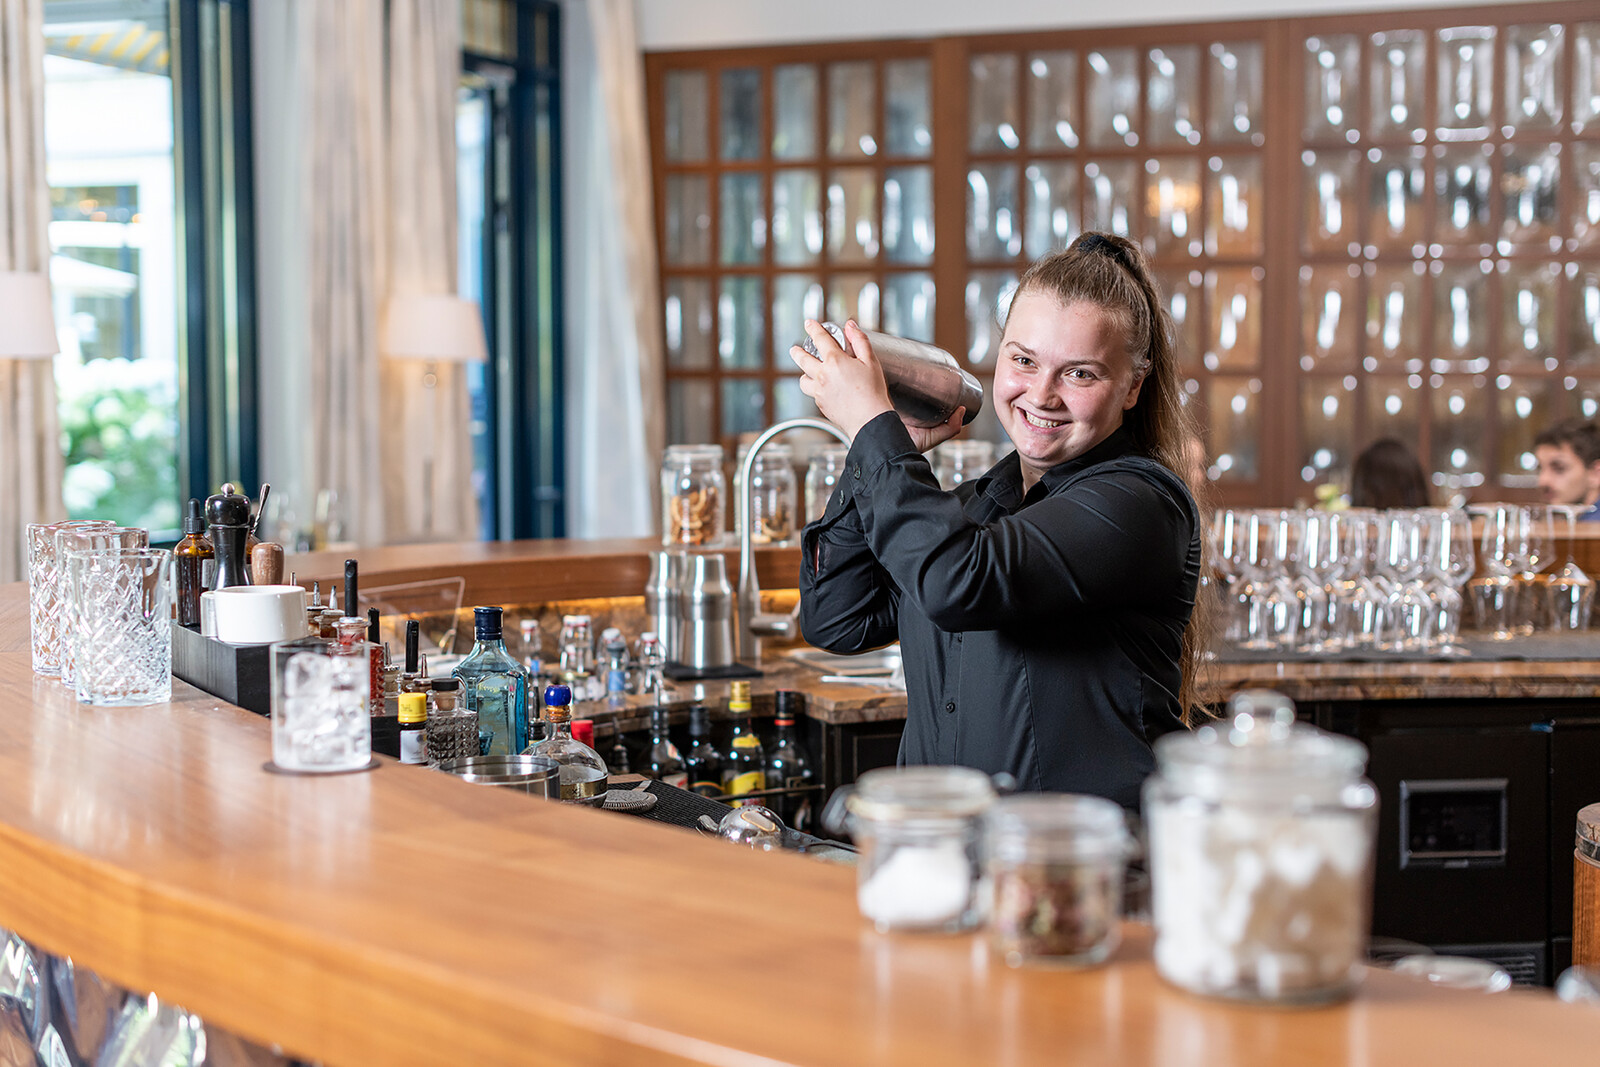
[798,413,1200,809]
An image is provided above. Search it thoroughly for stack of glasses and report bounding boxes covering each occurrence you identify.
[26,520,172,705]
[1209,506,1595,656]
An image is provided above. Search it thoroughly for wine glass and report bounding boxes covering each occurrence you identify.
[1511,505,1551,635]
[1333,509,1383,649]
[1469,503,1521,641]
[1548,504,1594,631]
[1375,510,1431,652]
[1297,510,1342,652]
[1210,509,1248,644]
[1424,508,1475,653]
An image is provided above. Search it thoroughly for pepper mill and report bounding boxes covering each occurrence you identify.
[206,483,254,589]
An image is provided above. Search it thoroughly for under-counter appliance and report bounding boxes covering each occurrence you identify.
[1318,699,1600,986]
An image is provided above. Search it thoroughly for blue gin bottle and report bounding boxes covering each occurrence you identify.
[453,606,529,756]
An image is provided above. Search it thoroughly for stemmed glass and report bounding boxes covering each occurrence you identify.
[1297,510,1342,652]
[1512,505,1551,635]
[1210,509,1248,644]
[1333,509,1383,648]
[1424,508,1475,653]
[1375,511,1431,651]
[1260,510,1304,650]
[1547,504,1594,631]
[1470,503,1521,640]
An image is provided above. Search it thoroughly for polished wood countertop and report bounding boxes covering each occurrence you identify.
[0,583,1597,1065]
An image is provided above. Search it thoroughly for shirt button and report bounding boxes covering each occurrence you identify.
[853,467,862,479]
[945,701,956,714]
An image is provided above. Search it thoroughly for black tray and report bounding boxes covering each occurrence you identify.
[170,622,272,716]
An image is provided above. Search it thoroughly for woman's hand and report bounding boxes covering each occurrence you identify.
[789,319,893,440]
[788,320,965,451]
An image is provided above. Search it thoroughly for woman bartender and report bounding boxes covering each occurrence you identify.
[792,232,1204,810]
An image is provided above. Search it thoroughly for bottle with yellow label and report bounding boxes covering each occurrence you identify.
[721,680,766,806]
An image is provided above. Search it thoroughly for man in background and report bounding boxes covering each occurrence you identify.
[1535,418,1600,521]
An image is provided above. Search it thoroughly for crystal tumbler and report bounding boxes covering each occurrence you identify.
[27,519,113,675]
[57,526,149,689]
[66,547,173,707]
[269,637,373,772]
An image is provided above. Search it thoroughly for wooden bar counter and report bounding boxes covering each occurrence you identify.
[2,559,1598,1064]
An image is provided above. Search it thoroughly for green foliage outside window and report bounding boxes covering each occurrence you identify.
[59,373,180,534]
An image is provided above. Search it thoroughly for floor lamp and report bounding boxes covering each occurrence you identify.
[379,295,488,538]
[0,271,62,361]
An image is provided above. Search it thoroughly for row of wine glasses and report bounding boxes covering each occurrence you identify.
[1210,506,1594,655]
[1210,508,1475,655]
[1467,503,1594,639]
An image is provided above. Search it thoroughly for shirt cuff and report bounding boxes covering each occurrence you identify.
[844,411,918,494]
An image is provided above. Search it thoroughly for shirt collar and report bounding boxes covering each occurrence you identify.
[970,425,1141,508]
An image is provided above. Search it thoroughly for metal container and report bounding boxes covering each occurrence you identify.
[644,550,685,661]
[803,323,983,428]
[678,552,735,669]
[437,754,561,798]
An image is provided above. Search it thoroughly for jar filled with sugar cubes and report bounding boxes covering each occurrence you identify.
[1144,689,1378,1004]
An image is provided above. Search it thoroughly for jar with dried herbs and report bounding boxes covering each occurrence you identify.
[661,444,727,548]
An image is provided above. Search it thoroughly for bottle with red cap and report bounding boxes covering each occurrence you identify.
[766,690,815,829]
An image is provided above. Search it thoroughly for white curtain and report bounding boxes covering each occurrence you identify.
[565,0,664,538]
[0,0,65,582]
[254,0,471,549]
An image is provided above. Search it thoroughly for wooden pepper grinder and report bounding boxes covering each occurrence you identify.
[205,483,254,589]
[251,542,285,585]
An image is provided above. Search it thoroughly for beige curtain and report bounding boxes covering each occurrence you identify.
[254,0,470,549]
[0,0,65,582]
[382,0,474,543]
[566,0,665,537]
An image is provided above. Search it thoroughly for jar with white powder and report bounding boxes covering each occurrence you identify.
[829,766,997,933]
[1144,689,1378,1004]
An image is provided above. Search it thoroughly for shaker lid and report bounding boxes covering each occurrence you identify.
[1577,802,1600,850]
[1154,689,1368,792]
[846,765,996,821]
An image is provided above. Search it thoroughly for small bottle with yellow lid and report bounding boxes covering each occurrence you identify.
[398,692,428,765]
[721,681,766,806]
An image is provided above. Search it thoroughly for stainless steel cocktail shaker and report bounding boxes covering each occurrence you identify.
[802,323,983,428]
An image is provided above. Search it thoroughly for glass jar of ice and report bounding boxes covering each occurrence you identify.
[1144,688,1377,1004]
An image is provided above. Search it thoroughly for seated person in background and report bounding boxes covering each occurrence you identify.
[1349,437,1430,509]
[1535,418,1600,520]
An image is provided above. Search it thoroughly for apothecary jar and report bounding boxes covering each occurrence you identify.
[1144,689,1378,1004]
[661,444,726,549]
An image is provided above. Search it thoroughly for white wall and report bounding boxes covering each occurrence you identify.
[635,0,1554,51]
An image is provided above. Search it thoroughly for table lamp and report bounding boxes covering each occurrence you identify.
[0,272,60,359]
[379,294,488,537]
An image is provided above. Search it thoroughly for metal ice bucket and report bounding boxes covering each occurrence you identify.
[437,754,561,798]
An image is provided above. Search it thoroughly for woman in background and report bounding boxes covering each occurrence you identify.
[1349,438,1429,509]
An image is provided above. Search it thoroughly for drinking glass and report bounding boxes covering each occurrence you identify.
[1259,510,1304,650]
[57,525,149,688]
[1210,509,1248,642]
[27,520,117,675]
[1375,511,1430,651]
[1297,510,1342,652]
[1512,505,1552,635]
[66,547,173,707]
[270,637,373,772]
[1331,509,1383,648]
[1425,509,1475,651]
[1547,505,1594,631]
[1469,504,1521,640]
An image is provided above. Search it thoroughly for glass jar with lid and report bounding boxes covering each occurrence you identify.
[823,765,997,933]
[983,794,1133,968]
[934,439,997,490]
[748,444,798,546]
[1144,689,1378,1004]
[804,445,849,522]
[661,444,726,548]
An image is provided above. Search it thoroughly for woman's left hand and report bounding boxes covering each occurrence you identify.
[789,319,894,440]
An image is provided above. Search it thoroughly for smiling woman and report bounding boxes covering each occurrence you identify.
[796,232,1207,811]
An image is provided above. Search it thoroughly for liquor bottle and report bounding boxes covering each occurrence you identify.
[606,722,633,776]
[766,691,815,830]
[173,498,215,628]
[684,704,724,798]
[721,681,766,806]
[525,683,608,804]
[453,606,530,757]
[643,705,687,788]
[397,692,428,765]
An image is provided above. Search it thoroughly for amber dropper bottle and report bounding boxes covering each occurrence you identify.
[173,499,215,628]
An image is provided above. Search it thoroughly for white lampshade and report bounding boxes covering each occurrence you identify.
[0,272,60,359]
[379,294,488,363]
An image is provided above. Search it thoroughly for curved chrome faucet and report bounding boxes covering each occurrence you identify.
[737,417,851,660]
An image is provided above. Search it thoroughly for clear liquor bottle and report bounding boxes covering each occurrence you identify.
[525,683,609,804]
[453,606,529,756]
